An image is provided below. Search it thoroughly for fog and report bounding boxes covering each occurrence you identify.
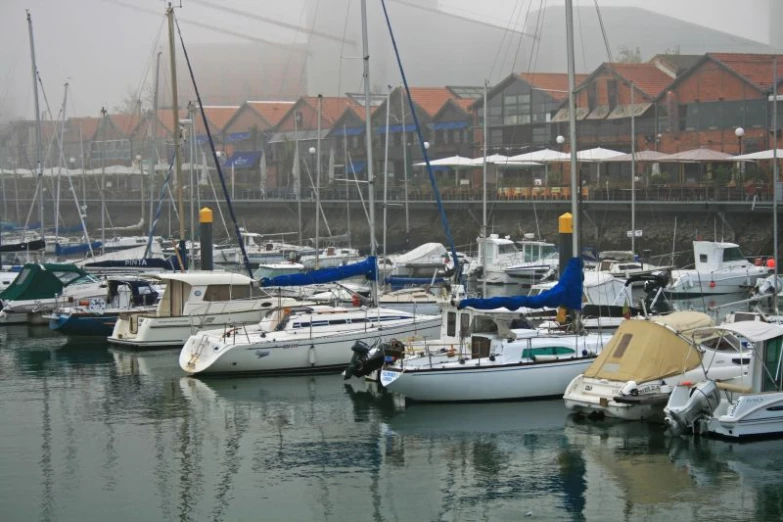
[0,0,771,122]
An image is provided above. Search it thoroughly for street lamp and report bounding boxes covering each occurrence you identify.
[735,127,745,176]
[556,135,565,186]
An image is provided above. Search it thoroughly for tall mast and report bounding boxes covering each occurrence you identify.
[630,82,636,256]
[482,79,488,297]
[382,87,391,263]
[167,3,186,266]
[400,86,409,244]
[100,107,107,256]
[315,94,323,270]
[360,0,377,306]
[55,82,69,244]
[565,0,579,258]
[149,50,162,237]
[26,10,44,241]
[294,110,302,246]
[774,56,779,316]
[343,126,352,249]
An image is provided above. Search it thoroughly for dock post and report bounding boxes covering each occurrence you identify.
[200,207,213,271]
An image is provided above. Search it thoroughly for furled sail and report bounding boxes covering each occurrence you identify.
[260,256,376,287]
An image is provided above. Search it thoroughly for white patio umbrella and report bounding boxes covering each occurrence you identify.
[602,150,671,162]
[468,154,510,166]
[733,149,783,161]
[507,148,569,162]
[413,155,476,168]
[663,148,736,162]
[576,147,625,162]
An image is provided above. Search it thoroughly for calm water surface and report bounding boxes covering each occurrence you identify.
[2,322,783,522]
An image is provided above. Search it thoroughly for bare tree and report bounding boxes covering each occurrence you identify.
[616,45,642,63]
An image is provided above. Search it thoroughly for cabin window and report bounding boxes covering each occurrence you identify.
[203,284,251,301]
[699,254,708,263]
[13,268,32,286]
[460,313,471,337]
[764,337,783,392]
[613,333,633,358]
[722,247,746,262]
[446,311,456,337]
[472,336,491,359]
[498,244,518,255]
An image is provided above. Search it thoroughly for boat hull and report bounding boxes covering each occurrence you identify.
[380,357,597,402]
[181,318,441,375]
[49,311,119,337]
[704,394,783,439]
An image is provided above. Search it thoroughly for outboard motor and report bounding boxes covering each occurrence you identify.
[665,380,720,434]
[343,339,405,380]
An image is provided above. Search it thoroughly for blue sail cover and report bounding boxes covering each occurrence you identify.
[55,241,102,257]
[260,256,377,287]
[459,257,583,311]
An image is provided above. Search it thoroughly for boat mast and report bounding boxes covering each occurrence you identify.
[149,49,161,237]
[360,0,378,307]
[100,106,107,256]
[565,0,581,329]
[482,79,488,297]
[167,2,186,267]
[774,56,779,316]
[343,125,352,249]
[294,109,302,246]
[55,82,69,244]
[315,94,322,270]
[630,82,636,256]
[26,10,44,242]
[401,86,410,244]
[383,86,391,263]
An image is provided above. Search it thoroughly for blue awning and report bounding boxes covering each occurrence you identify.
[376,123,418,134]
[331,127,364,137]
[226,151,262,169]
[430,120,469,131]
[226,132,251,143]
[346,160,366,173]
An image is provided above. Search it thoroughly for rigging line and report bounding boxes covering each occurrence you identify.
[389,0,528,35]
[525,0,546,73]
[488,0,524,79]
[174,14,253,277]
[593,0,614,63]
[510,0,536,73]
[336,0,354,98]
[104,0,301,51]
[497,0,529,79]
[575,0,588,72]
[529,0,548,73]
[380,0,461,281]
[189,0,354,45]
[276,0,310,99]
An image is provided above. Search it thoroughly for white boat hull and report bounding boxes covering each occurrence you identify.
[381,357,597,402]
[703,394,783,439]
[666,269,769,296]
[181,317,441,375]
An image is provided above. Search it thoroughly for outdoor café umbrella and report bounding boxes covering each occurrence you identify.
[507,148,569,162]
[602,150,671,162]
[663,148,735,162]
[733,149,783,161]
[414,155,476,186]
[468,154,510,166]
[576,147,625,162]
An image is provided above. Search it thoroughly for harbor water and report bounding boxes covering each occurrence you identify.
[2,314,783,522]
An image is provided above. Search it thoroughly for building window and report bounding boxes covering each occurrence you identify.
[607,80,618,109]
[587,83,597,111]
[489,129,503,146]
[503,93,531,125]
[488,104,503,126]
[532,126,549,145]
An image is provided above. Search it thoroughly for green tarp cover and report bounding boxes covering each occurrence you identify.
[0,263,89,302]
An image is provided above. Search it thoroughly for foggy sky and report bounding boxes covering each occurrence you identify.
[0,0,771,122]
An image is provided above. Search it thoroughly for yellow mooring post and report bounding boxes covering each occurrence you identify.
[199,207,213,271]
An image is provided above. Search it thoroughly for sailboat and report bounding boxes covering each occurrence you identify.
[347,0,612,402]
[177,0,441,376]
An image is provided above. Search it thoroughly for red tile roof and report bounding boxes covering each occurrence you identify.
[247,101,295,127]
[519,73,588,101]
[108,113,142,137]
[603,63,673,98]
[198,106,239,133]
[301,96,360,125]
[709,53,783,92]
[454,98,474,111]
[68,117,102,141]
[406,87,456,116]
[155,108,189,135]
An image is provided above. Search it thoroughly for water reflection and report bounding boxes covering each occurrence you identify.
[2,330,783,521]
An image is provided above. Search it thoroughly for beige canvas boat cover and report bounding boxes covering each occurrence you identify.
[583,312,713,382]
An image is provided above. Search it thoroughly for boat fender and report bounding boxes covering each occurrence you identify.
[620,380,638,396]
[308,345,316,366]
[582,349,588,356]
[458,358,465,365]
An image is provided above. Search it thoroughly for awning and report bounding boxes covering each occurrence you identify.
[330,127,364,137]
[551,107,589,122]
[376,123,417,134]
[225,132,251,143]
[606,103,653,120]
[226,151,262,169]
[585,105,610,120]
[429,120,469,131]
[345,159,366,173]
[268,129,329,144]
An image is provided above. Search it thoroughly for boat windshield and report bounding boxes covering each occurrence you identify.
[722,247,746,262]
[498,244,518,256]
[58,273,98,285]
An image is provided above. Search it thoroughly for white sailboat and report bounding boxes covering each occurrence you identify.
[177,0,440,376]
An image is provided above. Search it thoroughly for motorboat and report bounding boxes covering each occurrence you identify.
[594,250,667,279]
[48,276,161,337]
[504,239,560,284]
[108,271,299,349]
[476,234,557,285]
[179,304,441,375]
[354,259,613,402]
[664,321,783,439]
[0,263,107,325]
[563,311,752,421]
[665,241,770,296]
[215,230,314,266]
[299,246,363,270]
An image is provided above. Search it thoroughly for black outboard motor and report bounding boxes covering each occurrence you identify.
[343,339,405,380]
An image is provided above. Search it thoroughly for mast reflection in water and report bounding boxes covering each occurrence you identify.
[1,325,782,521]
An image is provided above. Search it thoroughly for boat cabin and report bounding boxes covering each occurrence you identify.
[154,272,267,317]
[693,241,752,272]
